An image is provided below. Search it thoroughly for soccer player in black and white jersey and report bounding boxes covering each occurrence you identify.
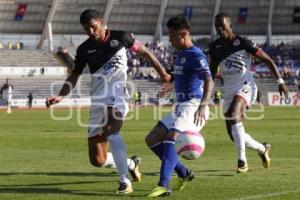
[0,78,14,114]
[209,12,289,174]
[46,9,170,194]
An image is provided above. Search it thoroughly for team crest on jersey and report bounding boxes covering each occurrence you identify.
[233,39,240,46]
[199,59,206,67]
[110,40,119,48]
[180,57,186,64]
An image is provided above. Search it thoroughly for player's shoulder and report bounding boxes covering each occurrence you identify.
[109,30,132,40]
[235,35,256,46]
[184,46,203,55]
[210,37,222,48]
[186,46,206,60]
[76,38,92,53]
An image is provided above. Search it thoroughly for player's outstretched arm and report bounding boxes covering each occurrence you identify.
[45,70,81,108]
[134,44,171,83]
[255,49,289,98]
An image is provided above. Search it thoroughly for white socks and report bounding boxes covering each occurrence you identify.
[103,152,116,168]
[107,133,129,181]
[231,122,247,162]
[244,133,266,154]
[103,152,135,170]
[231,122,266,162]
[127,158,135,171]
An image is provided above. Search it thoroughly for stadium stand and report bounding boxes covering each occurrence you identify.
[0,0,299,107]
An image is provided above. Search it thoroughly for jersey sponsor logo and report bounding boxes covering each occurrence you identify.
[233,39,240,46]
[180,57,186,64]
[100,55,123,77]
[101,62,120,77]
[222,70,242,76]
[225,60,242,70]
[110,40,119,48]
[88,49,97,54]
[174,65,184,75]
[223,59,243,76]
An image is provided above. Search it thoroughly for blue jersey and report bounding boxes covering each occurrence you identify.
[174,46,211,103]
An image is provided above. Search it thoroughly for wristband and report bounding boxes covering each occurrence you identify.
[277,78,284,85]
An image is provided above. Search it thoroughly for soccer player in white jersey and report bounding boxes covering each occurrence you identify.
[1,78,14,114]
[146,16,214,197]
[209,12,289,174]
[46,9,170,194]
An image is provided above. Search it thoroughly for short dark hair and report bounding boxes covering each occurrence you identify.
[215,12,231,21]
[167,15,191,32]
[80,9,102,24]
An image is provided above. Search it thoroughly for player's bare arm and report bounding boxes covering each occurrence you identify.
[209,58,220,81]
[255,49,289,98]
[134,44,171,83]
[194,76,214,126]
[160,82,175,97]
[46,70,81,107]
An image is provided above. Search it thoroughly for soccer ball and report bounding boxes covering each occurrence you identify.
[175,130,205,160]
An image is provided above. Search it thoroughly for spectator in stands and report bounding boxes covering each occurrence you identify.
[0,78,14,114]
[27,93,33,109]
[8,42,13,50]
[133,91,139,106]
[45,8,171,195]
[16,42,21,50]
[40,66,45,77]
[20,42,24,49]
[214,89,222,106]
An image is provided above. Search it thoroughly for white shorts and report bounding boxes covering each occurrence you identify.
[160,99,209,133]
[224,82,257,113]
[88,97,129,138]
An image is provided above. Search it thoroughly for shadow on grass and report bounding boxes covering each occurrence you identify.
[0,171,117,177]
[0,187,146,197]
[142,169,235,177]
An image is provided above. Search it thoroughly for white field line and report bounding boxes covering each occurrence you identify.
[229,189,300,200]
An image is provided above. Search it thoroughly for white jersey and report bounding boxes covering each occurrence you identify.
[90,48,129,103]
[219,49,255,93]
[2,84,13,98]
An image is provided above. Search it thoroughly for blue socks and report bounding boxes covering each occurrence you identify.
[150,142,188,179]
[150,138,187,187]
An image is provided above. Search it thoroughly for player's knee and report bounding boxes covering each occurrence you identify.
[227,130,235,142]
[225,110,238,122]
[145,132,155,146]
[89,156,106,167]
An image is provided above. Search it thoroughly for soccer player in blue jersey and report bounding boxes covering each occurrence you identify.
[145,16,214,197]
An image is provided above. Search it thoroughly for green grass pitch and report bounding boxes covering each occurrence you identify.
[0,106,299,200]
